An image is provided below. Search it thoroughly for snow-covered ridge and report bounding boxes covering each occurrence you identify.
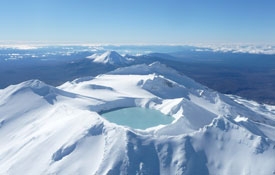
[1,63,275,174]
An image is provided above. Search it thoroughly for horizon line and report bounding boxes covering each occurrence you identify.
[1,41,275,47]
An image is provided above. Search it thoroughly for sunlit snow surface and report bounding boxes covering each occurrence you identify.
[1,62,275,175]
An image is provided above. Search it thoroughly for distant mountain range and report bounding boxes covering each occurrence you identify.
[1,46,275,105]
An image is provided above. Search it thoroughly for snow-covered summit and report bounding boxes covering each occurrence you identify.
[0,80,55,104]
[1,63,275,174]
[86,51,129,65]
[110,61,203,90]
[0,79,94,110]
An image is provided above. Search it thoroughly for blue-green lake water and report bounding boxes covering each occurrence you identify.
[102,107,174,129]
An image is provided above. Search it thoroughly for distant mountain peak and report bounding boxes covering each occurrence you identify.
[87,51,129,65]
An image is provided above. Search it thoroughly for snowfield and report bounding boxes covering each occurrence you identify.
[1,61,275,175]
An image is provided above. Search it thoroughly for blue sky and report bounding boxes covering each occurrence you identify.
[0,0,274,44]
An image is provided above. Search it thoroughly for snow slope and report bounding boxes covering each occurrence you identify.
[1,62,275,175]
[86,51,130,65]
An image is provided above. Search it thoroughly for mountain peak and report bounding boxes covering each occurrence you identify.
[2,60,275,174]
[87,51,129,65]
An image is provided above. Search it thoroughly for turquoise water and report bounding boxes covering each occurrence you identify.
[102,107,174,129]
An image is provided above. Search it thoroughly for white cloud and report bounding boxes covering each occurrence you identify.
[192,43,275,55]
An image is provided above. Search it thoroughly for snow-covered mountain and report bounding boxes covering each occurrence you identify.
[86,51,130,65]
[1,62,275,175]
